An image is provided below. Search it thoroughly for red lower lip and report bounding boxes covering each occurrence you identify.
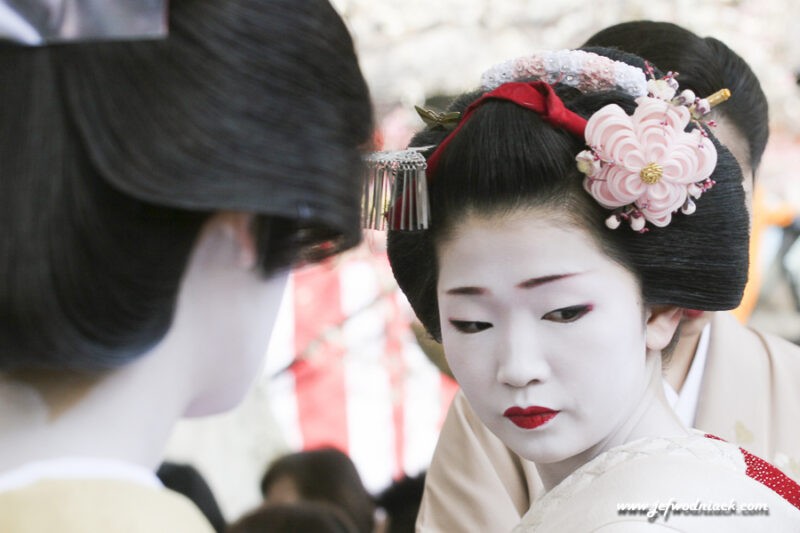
[683,309,705,320]
[504,406,559,429]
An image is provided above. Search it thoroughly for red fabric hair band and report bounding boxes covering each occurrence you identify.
[425,81,588,177]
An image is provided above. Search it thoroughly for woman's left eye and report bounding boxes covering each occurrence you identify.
[541,304,593,323]
[449,319,493,334]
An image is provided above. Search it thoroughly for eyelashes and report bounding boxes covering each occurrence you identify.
[448,304,593,334]
[449,320,492,334]
[541,304,593,323]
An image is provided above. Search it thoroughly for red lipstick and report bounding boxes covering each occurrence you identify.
[504,406,559,429]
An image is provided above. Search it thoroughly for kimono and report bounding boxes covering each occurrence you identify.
[0,461,215,533]
[417,313,800,532]
[513,432,800,532]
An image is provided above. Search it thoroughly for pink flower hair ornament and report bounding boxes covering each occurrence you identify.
[577,88,729,232]
[480,52,732,233]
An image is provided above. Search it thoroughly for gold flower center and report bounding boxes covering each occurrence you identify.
[640,162,663,184]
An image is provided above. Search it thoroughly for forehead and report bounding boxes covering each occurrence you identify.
[436,209,630,287]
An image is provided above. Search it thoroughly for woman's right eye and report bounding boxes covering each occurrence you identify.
[449,320,493,334]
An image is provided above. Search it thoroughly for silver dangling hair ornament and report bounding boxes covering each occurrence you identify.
[361,146,432,231]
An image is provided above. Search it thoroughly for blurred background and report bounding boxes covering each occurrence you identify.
[164,0,800,524]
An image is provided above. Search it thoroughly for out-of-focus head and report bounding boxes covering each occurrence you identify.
[260,448,375,533]
[227,502,359,533]
[0,0,372,373]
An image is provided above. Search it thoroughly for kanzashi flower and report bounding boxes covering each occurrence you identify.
[576,150,601,176]
[647,77,678,101]
[579,96,717,228]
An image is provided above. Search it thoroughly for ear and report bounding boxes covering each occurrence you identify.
[645,305,683,351]
[215,212,258,269]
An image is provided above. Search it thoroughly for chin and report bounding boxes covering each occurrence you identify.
[183,384,252,417]
[488,423,575,465]
[507,440,576,465]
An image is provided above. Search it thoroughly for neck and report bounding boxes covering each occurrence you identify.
[0,346,191,475]
[663,326,704,393]
[536,352,688,491]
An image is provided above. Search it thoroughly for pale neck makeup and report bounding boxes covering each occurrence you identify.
[664,309,712,392]
[436,210,686,490]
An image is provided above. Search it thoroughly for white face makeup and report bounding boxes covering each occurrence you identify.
[184,266,289,416]
[437,210,652,464]
[177,215,291,417]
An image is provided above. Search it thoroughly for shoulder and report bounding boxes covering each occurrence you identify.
[706,312,800,410]
[521,434,800,532]
[700,313,800,476]
[0,479,215,532]
[711,312,800,363]
[747,323,800,363]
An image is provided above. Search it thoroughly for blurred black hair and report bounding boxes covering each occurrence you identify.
[227,502,358,533]
[376,473,426,533]
[260,448,375,533]
[157,462,226,533]
[0,0,372,371]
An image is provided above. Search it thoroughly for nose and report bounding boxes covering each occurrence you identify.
[495,315,551,387]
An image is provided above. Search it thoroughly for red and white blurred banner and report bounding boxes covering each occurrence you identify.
[264,242,458,493]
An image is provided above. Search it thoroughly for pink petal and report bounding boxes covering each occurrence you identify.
[639,181,687,225]
[662,149,699,185]
[620,150,646,170]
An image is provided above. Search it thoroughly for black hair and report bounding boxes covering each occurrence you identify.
[0,0,372,371]
[260,448,375,533]
[583,20,769,171]
[376,473,426,533]
[388,48,749,341]
[227,502,358,533]
[157,462,227,533]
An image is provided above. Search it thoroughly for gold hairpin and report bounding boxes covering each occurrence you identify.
[706,88,732,108]
[690,88,732,120]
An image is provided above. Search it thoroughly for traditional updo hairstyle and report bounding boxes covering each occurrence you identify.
[584,20,769,171]
[387,48,749,342]
[0,0,372,371]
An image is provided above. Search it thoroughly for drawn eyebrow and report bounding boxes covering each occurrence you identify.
[444,273,579,296]
[444,286,487,296]
[516,273,578,289]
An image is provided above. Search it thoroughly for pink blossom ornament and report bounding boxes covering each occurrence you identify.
[580,96,717,228]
